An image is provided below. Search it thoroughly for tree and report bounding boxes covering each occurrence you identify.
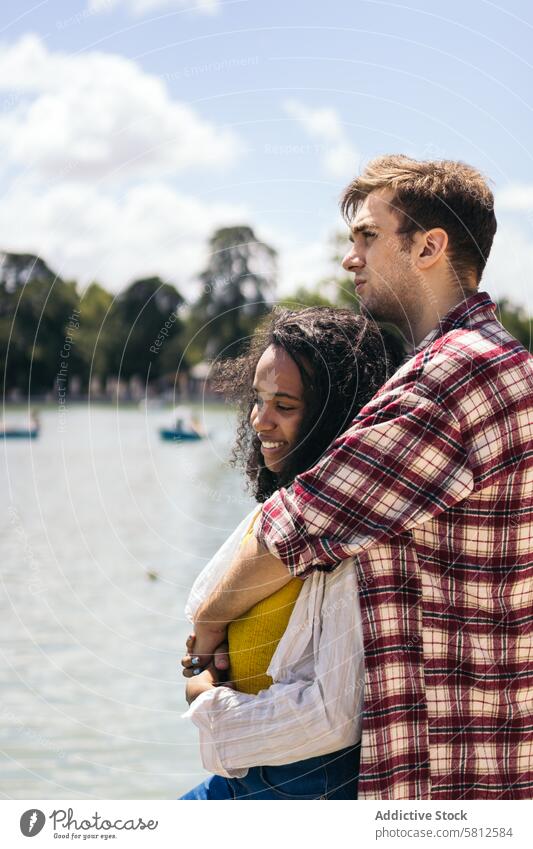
[278,285,333,309]
[189,226,277,360]
[76,282,115,386]
[107,276,185,382]
[496,299,531,352]
[0,252,79,395]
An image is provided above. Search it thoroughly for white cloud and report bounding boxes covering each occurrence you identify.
[277,237,332,297]
[284,101,344,142]
[88,0,219,16]
[323,142,360,182]
[497,183,533,211]
[255,218,339,299]
[477,184,533,309]
[483,220,533,311]
[0,177,247,294]
[283,99,360,179]
[0,34,241,180]
[0,166,335,299]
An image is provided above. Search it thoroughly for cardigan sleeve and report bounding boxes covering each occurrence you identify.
[183,559,364,776]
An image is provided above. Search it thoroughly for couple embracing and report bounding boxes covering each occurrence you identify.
[180,154,533,800]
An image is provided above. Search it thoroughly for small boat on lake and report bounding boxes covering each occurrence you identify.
[0,413,40,439]
[159,406,205,442]
[159,427,203,442]
[0,426,39,439]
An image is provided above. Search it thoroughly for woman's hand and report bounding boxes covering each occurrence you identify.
[181,630,230,679]
[184,660,233,705]
[185,662,218,705]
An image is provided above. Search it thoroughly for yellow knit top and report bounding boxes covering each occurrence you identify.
[227,513,302,695]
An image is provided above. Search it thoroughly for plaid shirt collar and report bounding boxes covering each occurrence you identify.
[413,290,496,355]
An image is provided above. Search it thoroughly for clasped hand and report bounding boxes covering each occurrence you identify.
[181,622,230,679]
[181,624,233,705]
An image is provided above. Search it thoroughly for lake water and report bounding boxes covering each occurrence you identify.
[0,404,255,799]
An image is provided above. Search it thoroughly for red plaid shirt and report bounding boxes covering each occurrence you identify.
[257,292,533,799]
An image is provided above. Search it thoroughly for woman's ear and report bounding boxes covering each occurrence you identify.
[416,228,448,269]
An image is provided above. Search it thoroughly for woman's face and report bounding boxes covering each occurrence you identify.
[250,344,306,474]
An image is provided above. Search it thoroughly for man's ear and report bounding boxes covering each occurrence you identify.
[415,228,448,269]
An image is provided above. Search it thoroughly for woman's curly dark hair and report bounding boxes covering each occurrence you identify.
[213,306,404,502]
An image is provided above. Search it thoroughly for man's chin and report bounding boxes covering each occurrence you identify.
[359,300,385,322]
[359,300,410,339]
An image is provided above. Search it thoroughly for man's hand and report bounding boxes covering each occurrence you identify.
[181,630,230,679]
[185,660,233,705]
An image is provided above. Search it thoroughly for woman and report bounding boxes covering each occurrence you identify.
[180,307,402,800]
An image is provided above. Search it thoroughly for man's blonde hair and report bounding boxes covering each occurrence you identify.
[341,154,497,284]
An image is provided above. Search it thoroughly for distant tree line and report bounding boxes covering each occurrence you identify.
[0,226,276,399]
[0,225,530,400]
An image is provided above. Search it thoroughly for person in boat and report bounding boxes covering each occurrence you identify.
[180,306,402,799]
[171,406,204,438]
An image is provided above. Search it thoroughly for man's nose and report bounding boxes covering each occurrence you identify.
[342,245,365,272]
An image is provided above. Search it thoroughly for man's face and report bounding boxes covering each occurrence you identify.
[341,189,424,336]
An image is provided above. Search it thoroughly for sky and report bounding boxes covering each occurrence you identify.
[0,0,532,308]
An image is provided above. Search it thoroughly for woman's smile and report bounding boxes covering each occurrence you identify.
[259,439,289,462]
[260,438,287,449]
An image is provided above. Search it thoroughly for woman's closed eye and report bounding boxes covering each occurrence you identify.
[253,394,298,412]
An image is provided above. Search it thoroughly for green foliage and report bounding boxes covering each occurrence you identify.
[0,252,80,394]
[278,286,333,309]
[0,239,531,398]
[496,298,531,352]
[188,226,277,360]
[76,283,114,384]
[106,276,185,381]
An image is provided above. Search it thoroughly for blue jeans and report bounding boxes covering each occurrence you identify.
[179,743,360,800]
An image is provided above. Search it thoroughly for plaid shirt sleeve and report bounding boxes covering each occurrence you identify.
[254,297,533,799]
[256,383,474,577]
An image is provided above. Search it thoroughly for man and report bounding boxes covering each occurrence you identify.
[183,155,533,799]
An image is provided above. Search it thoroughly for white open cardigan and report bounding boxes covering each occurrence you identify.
[182,509,365,778]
